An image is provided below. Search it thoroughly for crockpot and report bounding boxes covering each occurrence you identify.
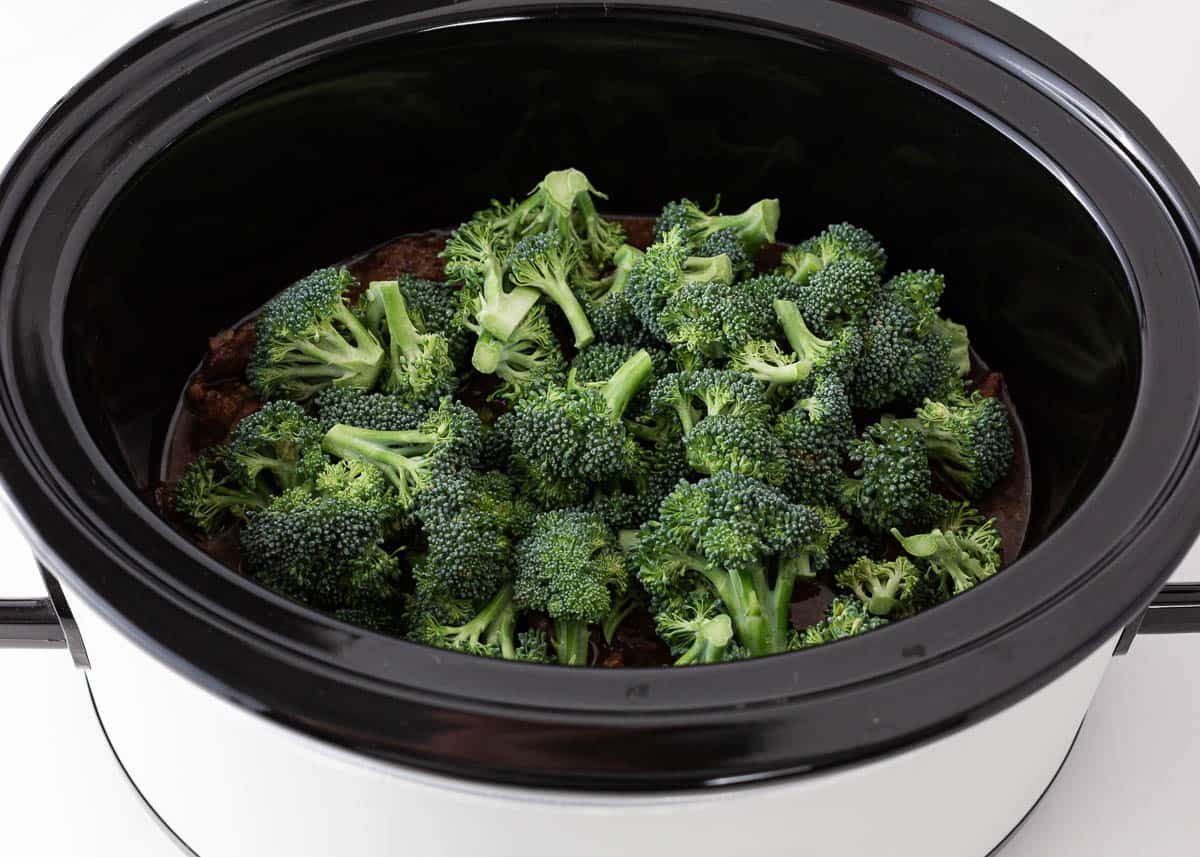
[4,1,1200,855]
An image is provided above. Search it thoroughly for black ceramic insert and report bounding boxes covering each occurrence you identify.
[2,0,1200,789]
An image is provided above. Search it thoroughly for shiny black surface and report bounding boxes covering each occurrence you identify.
[0,598,65,648]
[2,0,1200,789]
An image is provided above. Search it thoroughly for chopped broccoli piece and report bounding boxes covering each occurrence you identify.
[841,421,935,533]
[660,275,781,359]
[174,447,271,533]
[314,387,430,433]
[776,374,855,505]
[412,582,549,661]
[249,267,385,401]
[321,398,482,508]
[655,197,780,253]
[698,227,754,278]
[683,414,788,486]
[506,350,654,507]
[650,368,770,435]
[893,390,1015,498]
[835,555,922,616]
[655,592,738,665]
[730,299,862,387]
[471,303,568,402]
[891,512,1002,596]
[223,401,325,493]
[514,509,629,666]
[636,471,836,656]
[392,273,470,369]
[361,280,456,404]
[507,231,596,348]
[781,222,887,283]
[625,227,734,340]
[800,596,888,647]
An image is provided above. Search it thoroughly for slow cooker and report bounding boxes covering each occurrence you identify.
[4,1,1200,855]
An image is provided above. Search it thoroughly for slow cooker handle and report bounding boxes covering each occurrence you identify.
[1115,583,1200,654]
[0,568,89,665]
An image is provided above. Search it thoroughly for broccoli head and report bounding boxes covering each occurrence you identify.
[907,391,1015,499]
[891,511,1002,596]
[841,421,935,533]
[698,227,754,279]
[393,273,470,369]
[650,368,770,436]
[249,267,384,401]
[625,227,734,340]
[781,222,887,284]
[507,231,596,348]
[683,414,788,486]
[800,596,888,647]
[654,197,780,253]
[835,555,922,616]
[636,471,836,656]
[659,275,781,359]
[514,509,629,666]
[655,591,739,665]
[730,299,862,388]
[321,397,482,508]
[315,386,431,433]
[411,582,549,662]
[173,447,271,533]
[471,303,568,403]
[506,350,654,507]
[361,280,456,405]
[776,374,855,505]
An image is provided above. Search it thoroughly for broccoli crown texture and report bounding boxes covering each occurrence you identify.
[174,448,270,533]
[781,222,887,284]
[654,197,780,252]
[249,267,384,401]
[225,400,325,492]
[650,368,770,435]
[625,227,733,339]
[800,596,888,647]
[913,390,1015,498]
[362,280,456,406]
[842,421,935,533]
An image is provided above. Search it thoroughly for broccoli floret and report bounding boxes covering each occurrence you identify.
[471,303,568,403]
[241,472,400,610]
[571,342,672,413]
[780,222,887,283]
[588,438,690,530]
[314,387,430,433]
[173,448,271,533]
[649,368,770,435]
[698,227,754,278]
[507,231,596,348]
[249,267,385,401]
[835,555,921,616]
[730,299,862,387]
[655,592,738,665]
[932,317,971,378]
[800,596,888,647]
[412,582,549,661]
[683,414,788,486]
[891,512,1002,596]
[580,244,662,347]
[841,421,935,533]
[483,168,625,272]
[797,257,881,330]
[506,350,654,507]
[659,275,781,359]
[393,273,470,369]
[636,471,836,656]
[412,469,537,602]
[224,401,325,492]
[441,217,543,351]
[851,270,963,409]
[514,509,629,666]
[776,374,855,504]
[895,391,1015,498]
[654,197,780,253]
[625,227,733,340]
[361,280,456,404]
[321,398,482,508]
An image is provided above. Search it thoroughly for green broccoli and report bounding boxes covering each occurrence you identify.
[392,273,471,369]
[506,350,654,507]
[506,231,596,348]
[241,464,401,610]
[655,197,780,253]
[588,438,691,530]
[625,227,734,340]
[780,222,887,283]
[249,267,385,401]
[659,275,783,359]
[224,401,325,493]
[637,471,836,657]
[174,447,271,533]
[776,374,855,505]
[570,342,672,413]
[483,168,625,271]
[835,555,921,616]
[470,303,567,402]
[698,227,754,278]
[321,398,482,508]
[893,391,1015,499]
[891,512,1002,596]
[514,509,629,666]
[412,582,549,661]
[683,414,788,486]
[655,592,738,665]
[361,280,456,404]
[730,299,861,387]
[315,387,430,433]
[841,421,935,533]
[800,596,888,647]
[412,469,537,603]
[650,368,770,436]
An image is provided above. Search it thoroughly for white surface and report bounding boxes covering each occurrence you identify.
[1,1,1199,854]
[72,574,1117,857]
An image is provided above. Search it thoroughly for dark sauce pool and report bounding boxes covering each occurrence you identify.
[159,216,1032,667]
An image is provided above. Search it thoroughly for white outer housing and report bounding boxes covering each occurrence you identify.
[65,580,1118,857]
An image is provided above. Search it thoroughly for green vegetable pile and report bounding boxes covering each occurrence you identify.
[174,167,1015,666]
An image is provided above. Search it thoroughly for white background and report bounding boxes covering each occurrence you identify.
[1,1,1199,854]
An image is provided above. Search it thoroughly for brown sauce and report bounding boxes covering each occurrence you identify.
[161,217,1032,667]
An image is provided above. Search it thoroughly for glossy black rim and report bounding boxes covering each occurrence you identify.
[3,0,1200,789]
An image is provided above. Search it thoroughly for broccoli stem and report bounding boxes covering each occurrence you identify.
[442,583,518,656]
[601,350,654,419]
[478,268,540,341]
[321,424,434,497]
[553,619,592,666]
[369,281,423,365]
[698,566,771,657]
[716,199,780,249]
[774,299,829,360]
[601,592,639,645]
[674,614,734,665]
[682,254,734,285]
[540,276,595,349]
[611,245,643,294]
[471,331,506,374]
[286,303,385,384]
